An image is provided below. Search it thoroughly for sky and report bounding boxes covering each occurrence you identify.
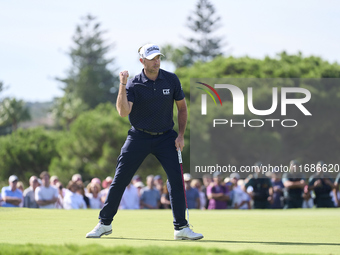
[1,0,339,102]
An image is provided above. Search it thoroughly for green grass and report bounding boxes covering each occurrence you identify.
[0,208,339,255]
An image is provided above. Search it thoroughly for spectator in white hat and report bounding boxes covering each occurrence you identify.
[1,175,23,207]
[133,181,145,198]
[183,173,200,209]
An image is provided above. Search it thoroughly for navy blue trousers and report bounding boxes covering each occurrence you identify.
[99,127,188,230]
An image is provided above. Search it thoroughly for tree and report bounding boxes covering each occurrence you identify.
[0,98,31,131]
[161,44,194,69]
[0,127,61,185]
[185,0,225,63]
[51,93,88,129]
[55,14,118,115]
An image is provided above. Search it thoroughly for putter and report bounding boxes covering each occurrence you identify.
[178,149,189,225]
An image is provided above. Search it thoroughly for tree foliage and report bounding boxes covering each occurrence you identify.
[162,0,224,68]
[176,52,340,98]
[0,98,31,131]
[0,127,61,186]
[51,93,88,129]
[185,0,224,62]
[162,44,194,69]
[54,14,118,128]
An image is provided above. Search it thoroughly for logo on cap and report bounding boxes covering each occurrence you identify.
[146,46,160,54]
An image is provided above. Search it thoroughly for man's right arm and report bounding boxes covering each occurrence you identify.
[116,71,133,117]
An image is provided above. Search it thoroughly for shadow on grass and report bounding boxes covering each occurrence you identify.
[104,237,340,246]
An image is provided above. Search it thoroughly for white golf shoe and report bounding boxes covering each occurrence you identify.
[85,223,112,238]
[174,226,204,240]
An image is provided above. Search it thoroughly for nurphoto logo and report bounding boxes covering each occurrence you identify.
[189,78,335,178]
[196,81,312,128]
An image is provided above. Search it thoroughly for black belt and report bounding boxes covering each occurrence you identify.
[136,128,169,135]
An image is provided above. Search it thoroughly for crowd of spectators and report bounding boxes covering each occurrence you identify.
[1,160,340,210]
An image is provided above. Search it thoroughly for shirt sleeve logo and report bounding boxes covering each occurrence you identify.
[163,89,170,95]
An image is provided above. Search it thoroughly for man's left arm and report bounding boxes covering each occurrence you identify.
[175,98,188,151]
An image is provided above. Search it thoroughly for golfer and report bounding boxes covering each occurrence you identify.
[86,43,203,240]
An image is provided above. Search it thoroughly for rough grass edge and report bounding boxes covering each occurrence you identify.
[0,243,306,255]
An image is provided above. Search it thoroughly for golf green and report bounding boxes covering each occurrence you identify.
[0,208,339,254]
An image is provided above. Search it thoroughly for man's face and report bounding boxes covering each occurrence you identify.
[31,178,39,189]
[147,177,154,187]
[70,183,78,193]
[42,174,50,187]
[142,55,161,74]
[231,177,238,184]
[203,177,212,187]
[154,178,163,186]
[213,176,221,184]
[9,180,17,190]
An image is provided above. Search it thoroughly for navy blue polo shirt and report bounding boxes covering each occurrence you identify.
[126,69,185,132]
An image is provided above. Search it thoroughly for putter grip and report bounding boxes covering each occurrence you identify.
[177,150,183,164]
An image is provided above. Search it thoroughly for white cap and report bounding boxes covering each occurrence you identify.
[105,176,113,182]
[183,173,191,182]
[138,44,164,60]
[72,173,82,182]
[9,175,18,183]
[134,181,145,188]
[50,175,59,183]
